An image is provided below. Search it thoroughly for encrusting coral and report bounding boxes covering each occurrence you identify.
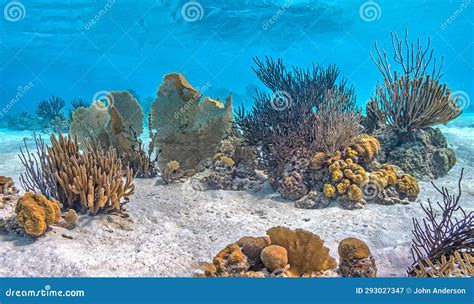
[15,192,61,237]
[150,73,233,173]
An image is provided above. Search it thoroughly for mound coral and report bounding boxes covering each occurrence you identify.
[338,237,377,277]
[350,134,380,164]
[15,192,61,237]
[201,227,340,278]
[369,30,461,134]
[150,73,233,173]
[409,169,473,277]
[266,226,337,276]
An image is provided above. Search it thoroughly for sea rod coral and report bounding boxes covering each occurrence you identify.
[19,132,135,215]
[408,169,473,277]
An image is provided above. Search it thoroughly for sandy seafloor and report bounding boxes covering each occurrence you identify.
[0,114,473,277]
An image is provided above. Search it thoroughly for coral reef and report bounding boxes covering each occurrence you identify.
[373,127,456,180]
[236,57,359,182]
[366,30,459,180]
[201,227,378,278]
[19,132,135,215]
[35,96,68,132]
[408,169,473,277]
[369,30,461,134]
[338,238,377,277]
[15,192,61,237]
[150,73,233,173]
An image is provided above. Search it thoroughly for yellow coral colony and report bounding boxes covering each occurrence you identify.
[351,134,380,164]
[15,192,61,237]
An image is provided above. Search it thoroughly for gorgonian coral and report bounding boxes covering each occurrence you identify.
[409,169,473,276]
[236,57,360,176]
[35,95,66,122]
[369,30,461,134]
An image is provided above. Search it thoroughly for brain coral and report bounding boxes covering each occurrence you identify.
[150,73,233,172]
[15,192,61,237]
[266,226,337,276]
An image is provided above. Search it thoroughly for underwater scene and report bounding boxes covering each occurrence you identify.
[0,0,473,278]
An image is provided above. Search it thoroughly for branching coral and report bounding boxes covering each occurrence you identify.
[409,169,473,276]
[369,30,461,133]
[15,192,61,237]
[410,251,473,277]
[236,57,356,176]
[312,88,362,155]
[19,132,135,215]
[35,95,66,122]
[19,133,58,199]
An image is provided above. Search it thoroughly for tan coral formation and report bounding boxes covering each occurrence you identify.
[15,192,61,237]
[69,100,110,147]
[47,132,134,215]
[338,237,377,277]
[106,91,144,154]
[150,73,234,173]
[266,226,337,276]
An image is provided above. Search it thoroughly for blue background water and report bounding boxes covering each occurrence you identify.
[1,0,473,116]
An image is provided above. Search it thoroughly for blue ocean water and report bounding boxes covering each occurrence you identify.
[0,0,473,116]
